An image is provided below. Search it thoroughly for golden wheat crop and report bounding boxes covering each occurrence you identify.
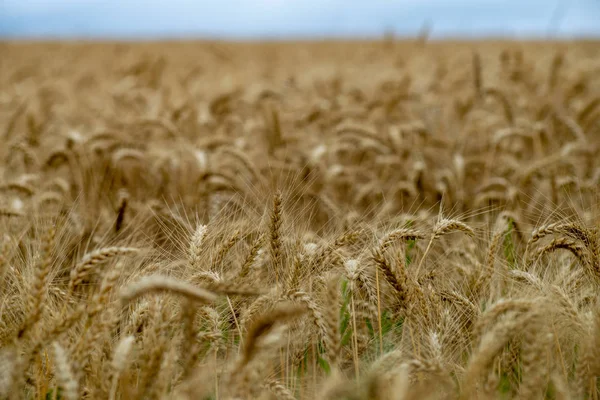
[0,39,599,399]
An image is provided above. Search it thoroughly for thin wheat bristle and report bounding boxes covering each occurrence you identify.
[322,274,342,369]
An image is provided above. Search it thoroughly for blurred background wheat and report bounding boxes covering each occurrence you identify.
[1,1,600,399]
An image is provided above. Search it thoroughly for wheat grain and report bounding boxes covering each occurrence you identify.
[18,225,55,339]
[69,247,140,292]
[120,276,217,304]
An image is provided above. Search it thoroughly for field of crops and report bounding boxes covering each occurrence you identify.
[1,40,600,399]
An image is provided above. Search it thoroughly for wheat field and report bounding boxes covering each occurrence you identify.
[0,39,600,399]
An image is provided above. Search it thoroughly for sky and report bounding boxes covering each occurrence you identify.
[1,0,599,39]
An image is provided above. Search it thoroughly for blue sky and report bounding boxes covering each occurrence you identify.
[1,0,599,39]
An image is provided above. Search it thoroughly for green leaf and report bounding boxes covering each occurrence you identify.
[46,388,62,400]
[365,317,374,337]
[341,323,354,347]
[317,356,331,374]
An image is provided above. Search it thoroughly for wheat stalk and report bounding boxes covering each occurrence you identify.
[52,342,79,400]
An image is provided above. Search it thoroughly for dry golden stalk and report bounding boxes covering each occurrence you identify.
[517,311,552,399]
[136,299,170,400]
[52,342,79,400]
[323,274,342,370]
